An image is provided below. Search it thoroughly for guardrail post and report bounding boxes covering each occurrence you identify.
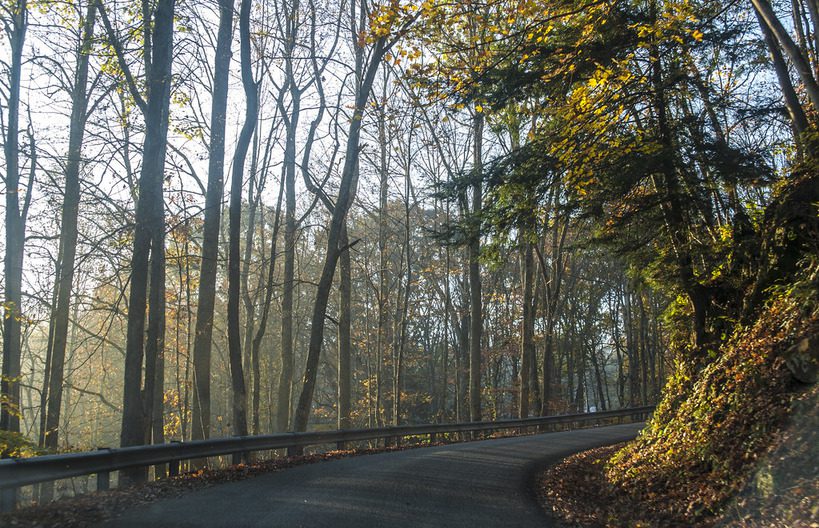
[429,432,436,444]
[169,441,181,477]
[97,470,110,491]
[96,448,111,491]
[0,486,16,512]
[169,459,180,477]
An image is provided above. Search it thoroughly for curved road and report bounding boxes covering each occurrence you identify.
[102,422,642,528]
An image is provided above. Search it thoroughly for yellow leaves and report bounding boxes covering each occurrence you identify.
[475,104,484,113]
[631,2,704,49]
[367,0,417,42]
[633,23,653,39]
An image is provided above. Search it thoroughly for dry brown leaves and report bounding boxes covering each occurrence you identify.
[535,443,709,528]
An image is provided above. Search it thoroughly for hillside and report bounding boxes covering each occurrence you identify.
[539,263,819,526]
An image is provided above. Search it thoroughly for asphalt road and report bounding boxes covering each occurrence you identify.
[102,422,643,528]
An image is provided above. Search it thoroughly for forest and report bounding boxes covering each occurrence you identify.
[0,0,816,510]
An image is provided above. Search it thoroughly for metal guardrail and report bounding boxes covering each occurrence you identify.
[0,406,653,511]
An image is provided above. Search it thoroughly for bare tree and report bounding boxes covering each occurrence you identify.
[43,0,99,452]
[227,0,259,439]
[292,0,415,433]
[1,0,31,434]
[101,0,177,482]
[191,0,234,444]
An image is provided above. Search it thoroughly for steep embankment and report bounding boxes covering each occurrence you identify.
[539,269,819,527]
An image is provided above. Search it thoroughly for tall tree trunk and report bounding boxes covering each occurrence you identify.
[277,9,302,431]
[625,286,640,406]
[241,139,261,420]
[375,90,389,428]
[292,34,389,433]
[456,301,469,422]
[648,4,710,350]
[611,289,626,407]
[191,0,232,447]
[338,223,352,430]
[227,0,257,440]
[120,0,175,485]
[278,176,295,432]
[145,177,167,451]
[1,0,28,435]
[441,236,451,420]
[638,293,650,406]
[468,112,483,422]
[537,197,566,416]
[751,0,819,114]
[804,0,819,69]
[250,173,285,434]
[590,342,607,411]
[38,275,59,448]
[392,154,414,426]
[753,6,810,143]
[519,240,534,418]
[45,1,97,451]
